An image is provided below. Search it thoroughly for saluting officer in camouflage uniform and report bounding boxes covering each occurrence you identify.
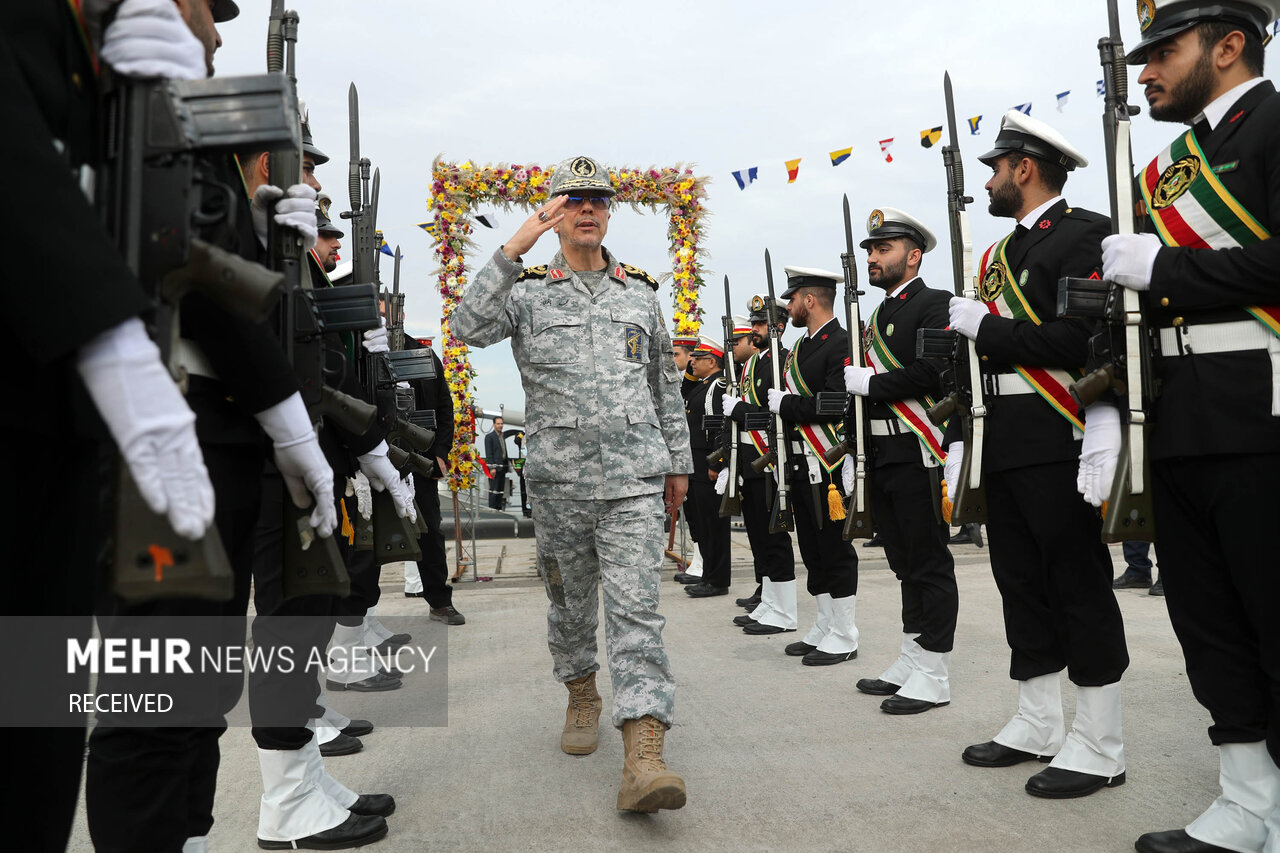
[453,155,691,813]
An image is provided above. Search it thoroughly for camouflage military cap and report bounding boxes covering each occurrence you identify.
[548,156,616,198]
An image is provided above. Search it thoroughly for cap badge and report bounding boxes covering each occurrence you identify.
[1137,0,1155,31]
[868,209,884,231]
[319,195,332,219]
[979,261,1006,302]
[570,156,596,178]
[750,294,766,312]
[1151,156,1200,209]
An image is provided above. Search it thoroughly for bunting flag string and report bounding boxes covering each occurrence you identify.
[417,221,438,236]
[829,147,852,166]
[968,115,982,135]
[378,236,395,256]
[1097,79,1106,96]
[732,167,758,190]
[879,139,894,163]
[785,158,802,183]
[1012,102,1032,115]
[919,126,942,148]
[1056,90,1070,111]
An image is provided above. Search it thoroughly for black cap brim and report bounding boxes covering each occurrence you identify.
[1126,4,1272,63]
[212,0,239,23]
[859,226,926,251]
[303,143,329,166]
[978,131,1079,170]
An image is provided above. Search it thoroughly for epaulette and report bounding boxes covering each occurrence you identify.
[621,263,660,290]
[517,265,548,281]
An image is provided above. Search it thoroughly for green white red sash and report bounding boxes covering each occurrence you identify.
[741,355,772,459]
[977,235,1086,431]
[1140,128,1280,338]
[865,304,947,464]
[783,336,843,473]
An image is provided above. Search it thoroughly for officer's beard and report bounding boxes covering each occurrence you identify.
[988,174,1024,219]
[750,332,767,349]
[1148,49,1216,123]
[867,256,908,290]
[789,302,808,328]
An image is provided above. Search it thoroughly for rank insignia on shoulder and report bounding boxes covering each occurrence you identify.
[621,263,660,290]
[517,265,548,281]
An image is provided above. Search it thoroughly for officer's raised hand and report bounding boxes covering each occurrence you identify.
[254,392,337,536]
[500,196,568,261]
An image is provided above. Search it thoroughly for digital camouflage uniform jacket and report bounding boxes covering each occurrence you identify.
[452,247,692,501]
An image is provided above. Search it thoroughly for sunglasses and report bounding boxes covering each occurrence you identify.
[563,195,612,210]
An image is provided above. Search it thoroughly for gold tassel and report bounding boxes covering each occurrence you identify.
[827,483,846,521]
[941,479,953,524]
[340,497,355,545]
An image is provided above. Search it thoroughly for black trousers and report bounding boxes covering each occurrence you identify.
[1,424,103,853]
[487,465,506,509]
[986,460,1128,685]
[871,459,958,652]
[739,474,795,583]
[87,442,262,853]
[688,454,731,587]
[1153,453,1280,764]
[411,473,453,608]
[336,546,379,627]
[788,455,858,599]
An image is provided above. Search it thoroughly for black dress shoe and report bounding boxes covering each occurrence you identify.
[881,696,948,715]
[350,793,396,817]
[743,622,794,635]
[948,528,972,545]
[1135,829,1232,852]
[961,740,1053,767]
[732,614,757,627]
[1025,766,1125,799]
[735,589,762,609]
[672,572,700,584]
[801,648,857,666]
[863,534,884,547]
[258,813,388,850]
[403,591,422,599]
[341,720,373,738]
[685,583,729,597]
[1149,577,1165,596]
[326,672,402,692]
[319,733,363,757]
[429,605,466,625]
[785,641,817,657]
[856,678,901,696]
[1113,570,1153,589]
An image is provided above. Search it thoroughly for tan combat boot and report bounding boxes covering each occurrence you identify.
[616,715,686,812]
[561,673,602,755]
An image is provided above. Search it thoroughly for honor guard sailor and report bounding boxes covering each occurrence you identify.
[844,208,958,715]
[948,111,1130,798]
[1105,2,1280,849]
[683,334,732,598]
[453,155,691,813]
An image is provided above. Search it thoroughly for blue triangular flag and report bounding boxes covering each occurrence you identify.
[379,238,395,257]
[731,167,758,190]
[1056,91,1070,112]
[1012,102,1032,116]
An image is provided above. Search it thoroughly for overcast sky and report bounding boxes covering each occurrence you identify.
[213,1,1267,427]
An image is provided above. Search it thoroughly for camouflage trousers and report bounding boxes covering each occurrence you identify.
[532,492,675,728]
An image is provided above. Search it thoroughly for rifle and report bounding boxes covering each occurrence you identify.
[98,70,300,602]
[1056,0,1156,542]
[918,71,988,525]
[819,196,874,539]
[706,275,742,517]
[752,250,793,533]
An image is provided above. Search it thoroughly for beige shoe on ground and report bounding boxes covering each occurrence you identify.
[561,672,602,755]
[616,714,686,812]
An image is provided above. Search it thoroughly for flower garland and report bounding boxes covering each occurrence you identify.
[427,156,710,491]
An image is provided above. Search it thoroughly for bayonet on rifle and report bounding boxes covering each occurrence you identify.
[832,195,874,539]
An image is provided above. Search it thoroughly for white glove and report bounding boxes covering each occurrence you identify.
[767,388,791,414]
[1078,403,1122,507]
[714,467,730,495]
[363,316,390,354]
[949,297,989,340]
[254,392,336,536]
[358,441,417,523]
[251,184,319,252]
[76,317,214,540]
[404,472,416,501]
[99,0,208,81]
[1102,233,1161,291]
[351,472,373,520]
[844,365,874,396]
[841,455,855,493]
[722,395,741,417]
[944,441,964,500]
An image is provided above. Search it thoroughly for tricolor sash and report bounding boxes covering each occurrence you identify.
[864,304,947,464]
[783,337,843,473]
[977,235,1086,431]
[1140,128,1279,338]
[741,355,772,460]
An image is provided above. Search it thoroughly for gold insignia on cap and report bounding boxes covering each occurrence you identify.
[319,195,332,219]
[979,262,1006,302]
[868,209,884,231]
[1151,156,1200,209]
[1137,0,1155,31]
[750,295,766,311]
[571,156,596,178]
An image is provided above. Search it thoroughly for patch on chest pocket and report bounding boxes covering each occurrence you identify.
[623,324,644,362]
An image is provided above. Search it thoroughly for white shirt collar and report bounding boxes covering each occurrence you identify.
[1194,77,1267,130]
[886,275,921,300]
[806,316,838,339]
[1018,196,1065,231]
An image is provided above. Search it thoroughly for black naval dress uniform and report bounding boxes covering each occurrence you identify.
[1142,80,1280,786]
[860,279,957,698]
[684,372,731,594]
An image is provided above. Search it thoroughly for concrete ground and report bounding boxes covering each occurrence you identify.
[66,533,1212,853]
